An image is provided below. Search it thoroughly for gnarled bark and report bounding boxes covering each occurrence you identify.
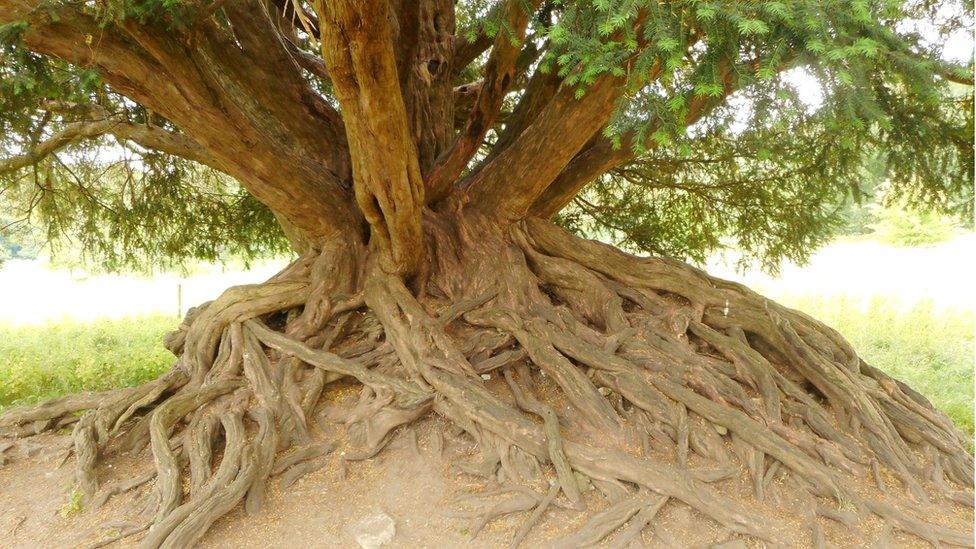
[317,0,428,276]
[2,214,971,548]
[1,2,971,547]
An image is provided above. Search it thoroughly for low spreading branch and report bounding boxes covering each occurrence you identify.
[0,114,215,176]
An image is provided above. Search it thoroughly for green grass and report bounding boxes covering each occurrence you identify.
[0,300,972,439]
[778,295,974,436]
[0,315,175,412]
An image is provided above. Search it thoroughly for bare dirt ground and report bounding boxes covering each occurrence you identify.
[1,378,971,548]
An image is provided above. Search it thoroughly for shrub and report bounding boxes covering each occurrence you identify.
[869,204,961,246]
[0,316,174,411]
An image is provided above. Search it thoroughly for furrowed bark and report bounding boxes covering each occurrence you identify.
[530,134,635,219]
[485,62,562,162]
[391,0,456,175]
[316,0,427,276]
[463,71,628,220]
[424,0,543,203]
[2,0,359,240]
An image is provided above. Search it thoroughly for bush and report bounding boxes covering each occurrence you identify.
[868,204,961,246]
[0,315,175,411]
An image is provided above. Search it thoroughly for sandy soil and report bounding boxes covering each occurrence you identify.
[0,422,737,548]
[1,379,971,548]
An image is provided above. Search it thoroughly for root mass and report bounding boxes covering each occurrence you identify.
[1,217,972,548]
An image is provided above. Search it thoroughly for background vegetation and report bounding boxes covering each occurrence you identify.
[779,296,973,436]
[0,316,172,411]
[1,293,971,437]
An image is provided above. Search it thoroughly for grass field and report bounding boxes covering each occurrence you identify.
[0,316,174,411]
[0,296,972,436]
[778,296,974,436]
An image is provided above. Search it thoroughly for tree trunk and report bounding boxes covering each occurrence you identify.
[1,208,971,548]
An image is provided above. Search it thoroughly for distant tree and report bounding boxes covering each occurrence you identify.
[0,1,972,546]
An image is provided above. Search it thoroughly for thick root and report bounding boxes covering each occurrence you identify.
[0,218,972,547]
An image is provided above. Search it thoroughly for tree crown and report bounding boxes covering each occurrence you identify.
[0,0,971,271]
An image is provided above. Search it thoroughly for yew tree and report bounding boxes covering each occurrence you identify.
[0,0,973,546]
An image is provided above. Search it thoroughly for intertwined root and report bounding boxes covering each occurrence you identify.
[0,218,972,548]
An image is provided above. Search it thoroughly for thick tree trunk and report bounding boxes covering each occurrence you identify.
[1,211,971,548]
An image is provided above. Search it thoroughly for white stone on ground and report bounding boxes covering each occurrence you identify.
[348,511,396,549]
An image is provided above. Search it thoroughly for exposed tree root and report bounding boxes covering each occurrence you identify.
[1,218,972,547]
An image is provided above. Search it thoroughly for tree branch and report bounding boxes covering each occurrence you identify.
[283,38,332,82]
[452,21,494,76]
[424,0,543,203]
[3,0,361,240]
[271,0,321,39]
[0,107,216,176]
[457,9,666,220]
[939,65,974,86]
[462,70,629,220]
[0,117,118,176]
[529,135,634,219]
[530,58,741,218]
[482,55,561,162]
[109,122,216,166]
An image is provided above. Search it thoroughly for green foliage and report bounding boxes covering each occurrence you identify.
[780,295,974,437]
[546,0,973,268]
[868,203,962,246]
[2,160,291,273]
[1,0,973,271]
[1,22,290,271]
[836,202,879,236]
[60,489,84,518]
[558,104,869,271]
[0,316,174,411]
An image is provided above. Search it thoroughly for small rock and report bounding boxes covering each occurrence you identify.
[349,511,396,549]
[480,374,491,380]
